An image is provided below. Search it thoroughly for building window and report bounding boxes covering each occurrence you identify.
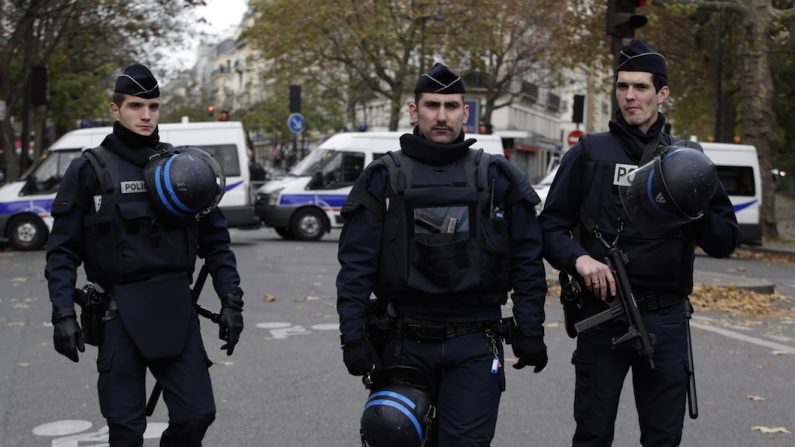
[546,92,560,111]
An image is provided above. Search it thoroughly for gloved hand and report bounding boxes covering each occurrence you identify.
[341,338,380,376]
[511,333,548,373]
[218,292,244,356]
[52,309,85,363]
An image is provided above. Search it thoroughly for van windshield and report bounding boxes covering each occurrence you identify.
[291,149,336,176]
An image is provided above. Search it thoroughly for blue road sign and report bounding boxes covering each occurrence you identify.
[288,113,306,134]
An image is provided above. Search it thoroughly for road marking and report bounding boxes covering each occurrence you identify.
[691,322,795,355]
[270,325,309,339]
[32,420,167,445]
[33,420,92,436]
[310,323,339,331]
[255,322,292,329]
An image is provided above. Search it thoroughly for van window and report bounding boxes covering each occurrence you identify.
[716,165,755,196]
[196,144,240,176]
[292,149,334,176]
[21,150,81,196]
[319,151,366,189]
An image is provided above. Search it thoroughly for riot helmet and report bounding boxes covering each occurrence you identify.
[144,146,225,224]
[360,366,436,447]
[620,146,718,236]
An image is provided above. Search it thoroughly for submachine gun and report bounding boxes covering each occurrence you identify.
[570,247,656,370]
[145,264,220,416]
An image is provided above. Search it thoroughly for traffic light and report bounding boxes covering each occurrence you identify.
[289,85,301,113]
[207,105,215,117]
[607,0,647,38]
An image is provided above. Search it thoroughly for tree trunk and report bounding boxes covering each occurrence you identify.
[739,0,778,238]
[388,89,404,132]
[2,118,18,181]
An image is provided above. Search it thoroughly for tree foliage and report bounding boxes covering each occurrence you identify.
[0,0,201,182]
[644,0,795,239]
[245,0,581,131]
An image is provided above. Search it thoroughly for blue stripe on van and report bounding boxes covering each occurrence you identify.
[279,194,347,209]
[224,180,243,192]
[733,199,757,213]
[0,199,54,216]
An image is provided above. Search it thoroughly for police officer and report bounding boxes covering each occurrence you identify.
[45,63,244,447]
[336,62,548,446]
[539,40,739,446]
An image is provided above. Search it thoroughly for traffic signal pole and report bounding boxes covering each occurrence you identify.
[606,0,648,116]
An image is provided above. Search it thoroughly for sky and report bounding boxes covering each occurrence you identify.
[171,0,249,71]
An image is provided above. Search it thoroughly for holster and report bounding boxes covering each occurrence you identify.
[559,271,585,338]
[75,284,111,346]
[366,299,397,353]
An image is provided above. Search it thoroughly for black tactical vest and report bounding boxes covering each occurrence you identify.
[578,131,697,291]
[82,147,198,285]
[375,149,512,296]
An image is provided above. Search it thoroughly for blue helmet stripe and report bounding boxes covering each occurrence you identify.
[163,156,198,213]
[154,165,185,217]
[368,391,417,410]
[364,399,423,444]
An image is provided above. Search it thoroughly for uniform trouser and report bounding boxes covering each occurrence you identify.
[381,331,505,447]
[97,316,216,447]
[571,301,689,447]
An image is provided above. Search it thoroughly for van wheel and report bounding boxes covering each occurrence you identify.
[274,227,295,240]
[291,208,326,241]
[8,215,48,250]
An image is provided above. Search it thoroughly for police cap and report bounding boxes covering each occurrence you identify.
[414,63,465,94]
[114,63,160,99]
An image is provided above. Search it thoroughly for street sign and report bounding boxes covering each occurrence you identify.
[567,129,583,147]
[287,113,305,134]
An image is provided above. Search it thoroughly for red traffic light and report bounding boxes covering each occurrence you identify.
[636,0,647,6]
[207,105,215,113]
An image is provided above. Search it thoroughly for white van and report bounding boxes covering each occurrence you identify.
[701,142,762,244]
[533,142,762,244]
[0,121,258,250]
[256,131,505,241]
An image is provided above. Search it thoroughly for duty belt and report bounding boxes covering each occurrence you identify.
[401,318,500,342]
[634,292,686,311]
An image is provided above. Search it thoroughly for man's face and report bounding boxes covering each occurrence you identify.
[110,94,160,136]
[615,71,669,134]
[409,92,469,144]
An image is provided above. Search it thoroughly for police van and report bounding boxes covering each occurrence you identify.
[533,142,762,244]
[256,131,506,241]
[0,121,258,250]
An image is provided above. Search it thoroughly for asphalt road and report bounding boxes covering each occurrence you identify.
[0,228,792,446]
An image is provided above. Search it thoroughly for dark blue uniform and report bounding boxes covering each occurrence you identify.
[45,128,240,447]
[337,133,547,446]
[539,114,738,446]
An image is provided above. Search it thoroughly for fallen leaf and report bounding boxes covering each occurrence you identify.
[545,322,561,328]
[263,295,276,302]
[751,426,791,434]
[747,395,765,401]
[306,296,320,301]
[18,362,29,368]
[216,361,234,366]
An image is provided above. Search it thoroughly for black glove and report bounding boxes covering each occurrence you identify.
[218,292,244,356]
[512,333,548,373]
[52,309,85,363]
[341,338,380,376]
